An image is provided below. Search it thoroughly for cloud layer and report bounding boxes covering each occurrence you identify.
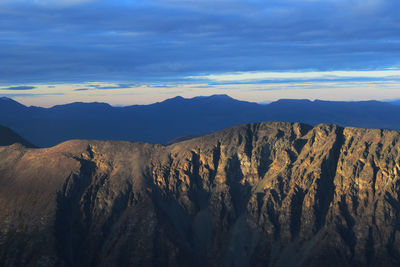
[0,0,399,105]
[0,0,99,6]
[3,86,36,90]
[188,70,400,82]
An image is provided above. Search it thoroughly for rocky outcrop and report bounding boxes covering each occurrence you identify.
[1,122,400,266]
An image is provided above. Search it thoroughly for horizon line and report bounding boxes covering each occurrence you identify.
[2,94,400,109]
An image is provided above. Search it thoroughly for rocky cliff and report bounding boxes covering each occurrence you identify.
[1,122,400,266]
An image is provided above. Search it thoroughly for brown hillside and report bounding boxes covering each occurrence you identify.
[1,122,400,266]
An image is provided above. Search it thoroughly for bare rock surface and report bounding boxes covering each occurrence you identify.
[1,121,400,266]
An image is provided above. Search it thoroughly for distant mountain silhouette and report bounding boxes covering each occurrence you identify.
[1,94,400,147]
[388,99,400,105]
[0,124,35,147]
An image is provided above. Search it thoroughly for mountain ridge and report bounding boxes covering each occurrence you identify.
[2,95,400,147]
[0,124,35,147]
[1,121,400,266]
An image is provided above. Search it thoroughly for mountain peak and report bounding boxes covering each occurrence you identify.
[155,96,186,105]
[51,101,112,110]
[190,94,235,102]
[212,94,232,99]
[0,96,27,109]
[271,98,312,104]
[0,96,21,104]
[195,94,233,99]
[1,122,400,266]
[160,94,236,104]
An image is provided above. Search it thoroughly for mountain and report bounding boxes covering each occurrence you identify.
[388,99,400,106]
[0,124,35,147]
[2,95,400,147]
[1,121,400,266]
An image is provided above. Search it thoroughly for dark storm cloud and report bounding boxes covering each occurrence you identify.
[0,0,399,84]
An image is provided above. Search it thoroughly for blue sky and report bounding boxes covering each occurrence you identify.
[1,0,400,106]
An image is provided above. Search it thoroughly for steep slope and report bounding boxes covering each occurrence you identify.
[0,124,35,147]
[2,95,400,147]
[1,122,400,266]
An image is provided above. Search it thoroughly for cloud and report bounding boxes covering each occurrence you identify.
[2,86,36,90]
[88,84,136,90]
[0,92,64,98]
[0,0,99,6]
[0,0,399,85]
[188,70,400,83]
[332,0,389,15]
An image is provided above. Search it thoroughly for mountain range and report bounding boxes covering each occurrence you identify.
[1,121,400,266]
[2,95,400,147]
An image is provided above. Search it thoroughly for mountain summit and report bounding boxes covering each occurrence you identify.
[1,121,400,266]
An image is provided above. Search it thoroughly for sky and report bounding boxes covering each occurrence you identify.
[1,0,400,106]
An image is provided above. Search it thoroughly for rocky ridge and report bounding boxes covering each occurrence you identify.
[1,121,400,266]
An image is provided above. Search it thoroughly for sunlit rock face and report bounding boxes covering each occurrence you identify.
[1,121,400,266]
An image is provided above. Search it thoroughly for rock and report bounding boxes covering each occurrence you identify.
[1,121,400,266]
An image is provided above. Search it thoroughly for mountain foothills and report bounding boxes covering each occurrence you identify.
[2,95,400,147]
[1,121,400,266]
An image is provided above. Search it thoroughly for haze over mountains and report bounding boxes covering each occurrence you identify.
[2,121,400,266]
[2,95,400,147]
